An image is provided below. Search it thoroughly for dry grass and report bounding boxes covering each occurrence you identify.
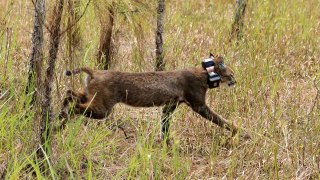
[0,0,320,179]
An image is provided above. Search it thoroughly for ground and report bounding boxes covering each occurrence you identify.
[0,0,319,179]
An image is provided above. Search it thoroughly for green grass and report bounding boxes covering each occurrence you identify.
[0,0,320,179]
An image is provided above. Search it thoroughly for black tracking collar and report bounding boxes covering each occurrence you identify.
[202,58,221,88]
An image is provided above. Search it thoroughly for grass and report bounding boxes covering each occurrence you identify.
[0,0,320,179]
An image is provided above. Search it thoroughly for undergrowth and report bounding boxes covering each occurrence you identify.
[0,0,319,179]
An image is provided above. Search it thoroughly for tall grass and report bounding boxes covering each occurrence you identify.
[0,0,319,178]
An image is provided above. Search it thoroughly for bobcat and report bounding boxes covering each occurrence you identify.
[59,55,247,141]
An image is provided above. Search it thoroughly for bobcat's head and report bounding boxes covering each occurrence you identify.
[213,55,236,87]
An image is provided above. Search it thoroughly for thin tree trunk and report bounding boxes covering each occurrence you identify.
[230,0,246,40]
[38,0,64,160]
[155,0,165,71]
[67,0,81,49]
[25,0,45,108]
[96,5,114,70]
[132,23,145,71]
[67,0,81,88]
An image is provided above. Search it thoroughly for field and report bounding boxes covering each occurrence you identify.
[0,0,320,179]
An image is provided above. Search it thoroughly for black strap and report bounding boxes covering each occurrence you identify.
[202,58,221,88]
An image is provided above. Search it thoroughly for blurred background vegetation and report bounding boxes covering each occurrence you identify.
[0,0,319,178]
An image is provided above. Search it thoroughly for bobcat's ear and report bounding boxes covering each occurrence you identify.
[209,53,214,59]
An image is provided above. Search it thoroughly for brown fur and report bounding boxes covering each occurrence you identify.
[59,56,242,140]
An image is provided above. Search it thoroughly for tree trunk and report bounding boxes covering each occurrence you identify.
[38,0,64,161]
[96,4,114,70]
[155,0,165,71]
[230,0,246,40]
[67,0,82,88]
[67,0,81,49]
[25,0,45,108]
